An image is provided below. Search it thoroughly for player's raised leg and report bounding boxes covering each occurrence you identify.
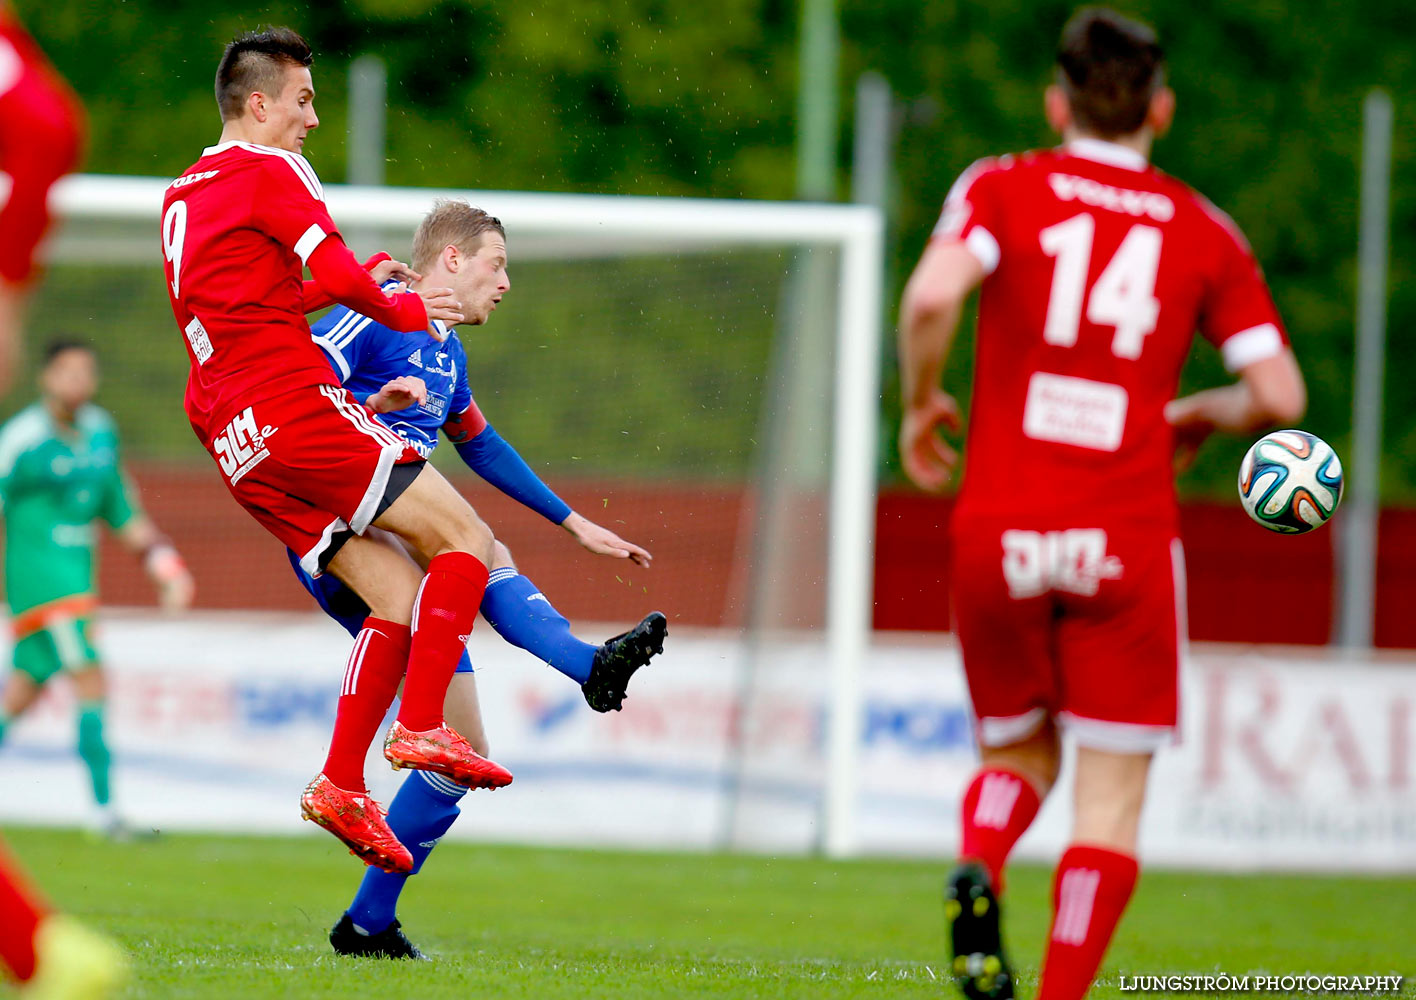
[353,465,510,789]
[302,534,425,872]
[332,668,485,959]
[478,541,667,711]
[1037,749,1148,1000]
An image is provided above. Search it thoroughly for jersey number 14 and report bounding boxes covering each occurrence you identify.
[1039,213,1161,359]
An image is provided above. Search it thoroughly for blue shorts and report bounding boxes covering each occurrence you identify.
[286,549,473,674]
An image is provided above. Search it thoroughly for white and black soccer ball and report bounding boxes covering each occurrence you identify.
[1237,430,1344,534]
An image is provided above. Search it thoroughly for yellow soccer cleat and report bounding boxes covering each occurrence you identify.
[23,915,128,1000]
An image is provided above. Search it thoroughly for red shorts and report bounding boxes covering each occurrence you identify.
[950,518,1185,753]
[0,31,84,285]
[197,384,423,576]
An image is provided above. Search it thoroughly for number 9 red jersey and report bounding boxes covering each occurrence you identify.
[160,142,345,438]
[936,138,1288,530]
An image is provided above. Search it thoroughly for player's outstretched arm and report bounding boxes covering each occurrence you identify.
[441,404,648,565]
[300,253,420,314]
[306,237,462,334]
[897,240,985,492]
[444,405,571,522]
[116,516,194,611]
[559,511,652,567]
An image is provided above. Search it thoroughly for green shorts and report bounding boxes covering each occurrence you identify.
[12,617,100,684]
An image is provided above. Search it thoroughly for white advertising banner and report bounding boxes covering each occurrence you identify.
[0,612,1412,871]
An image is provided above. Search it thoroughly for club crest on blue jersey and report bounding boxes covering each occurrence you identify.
[309,295,472,459]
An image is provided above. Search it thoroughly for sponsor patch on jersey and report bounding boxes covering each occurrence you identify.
[185,316,214,364]
[213,407,278,485]
[169,169,220,190]
[1047,173,1174,222]
[424,351,456,378]
[417,390,448,421]
[1022,372,1128,452]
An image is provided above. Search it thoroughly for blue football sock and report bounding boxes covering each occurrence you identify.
[480,568,596,685]
[346,770,466,934]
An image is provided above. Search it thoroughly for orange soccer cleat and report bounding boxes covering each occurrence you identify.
[299,774,413,874]
[383,721,514,790]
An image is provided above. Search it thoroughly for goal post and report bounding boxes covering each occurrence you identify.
[46,174,884,857]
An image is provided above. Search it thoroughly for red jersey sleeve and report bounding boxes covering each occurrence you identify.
[1196,205,1289,372]
[301,251,391,313]
[249,153,340,265]
[931,157,1007,275]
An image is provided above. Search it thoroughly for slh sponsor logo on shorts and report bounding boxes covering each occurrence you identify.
[1001,528,1124,599]
[213,407,279,485]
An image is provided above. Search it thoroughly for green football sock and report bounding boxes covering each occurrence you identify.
[76,700,111,806]
[0,711,9,745]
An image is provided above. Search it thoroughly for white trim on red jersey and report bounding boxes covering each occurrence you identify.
[293,223,327,264]
[964,226,1001,275]
[199,140,325,201]
[1064,137,1149,172]
[0,38,21,98]
[1220,322,1284,373]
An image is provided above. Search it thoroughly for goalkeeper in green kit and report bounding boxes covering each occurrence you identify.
[0,340,194,836]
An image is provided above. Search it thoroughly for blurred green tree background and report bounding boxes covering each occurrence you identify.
[15,0,1414,499]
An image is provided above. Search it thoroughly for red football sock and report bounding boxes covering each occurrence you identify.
[322,618,410,791]
[958,767,1042,894]
[397,552,488,732]
[1039,845,1139,1000]
[0,840,49,982]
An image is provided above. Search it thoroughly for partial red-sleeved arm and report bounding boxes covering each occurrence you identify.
[306,239,427,332]
[301,251,392,313]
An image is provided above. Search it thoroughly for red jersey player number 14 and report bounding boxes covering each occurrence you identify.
[936,141,1289,529]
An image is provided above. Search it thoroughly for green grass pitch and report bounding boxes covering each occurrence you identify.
[5,827,1411,999]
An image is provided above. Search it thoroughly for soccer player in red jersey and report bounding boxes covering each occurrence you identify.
[161,27,512,873]
[898,10,1306,999]
[0,2,84,392]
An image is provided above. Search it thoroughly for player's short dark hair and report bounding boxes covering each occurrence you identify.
[215,27,313,122]
[1056,8,1165,139]
[42,339,94,366]
[411,200,506,273]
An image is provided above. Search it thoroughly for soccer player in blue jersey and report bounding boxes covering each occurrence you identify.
[292,199,667,958]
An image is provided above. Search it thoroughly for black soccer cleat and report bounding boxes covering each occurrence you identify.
[581,611,668,712]
[329,913,428,960]
[944,862,1014,1000]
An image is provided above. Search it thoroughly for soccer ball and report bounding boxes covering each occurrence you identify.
[1237,430,1344,534]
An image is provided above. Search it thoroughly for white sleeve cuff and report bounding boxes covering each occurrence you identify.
[311,336,351,380]
[1221,322,1283,372]
[294,224,329,264]
[964,226,1001,275]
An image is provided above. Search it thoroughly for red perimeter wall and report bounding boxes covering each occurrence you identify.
[96,466,1416,649]
[872,492,1416,648]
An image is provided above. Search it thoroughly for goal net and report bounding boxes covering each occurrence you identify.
[13,176,882,855]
